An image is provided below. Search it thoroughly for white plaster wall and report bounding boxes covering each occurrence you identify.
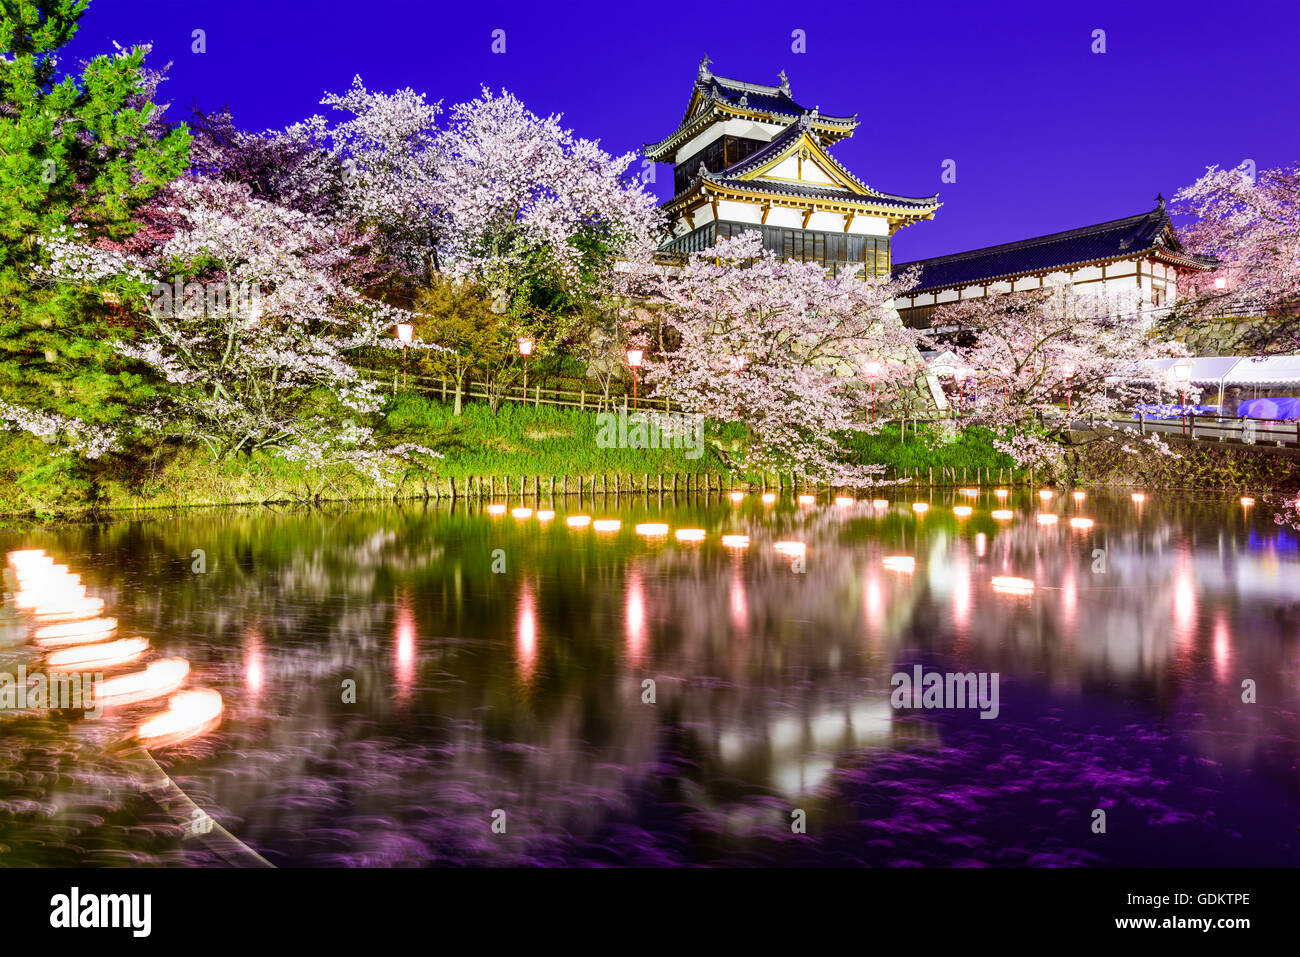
[673,118,784,165]
[764,156,800,179]
[765,207,803,229]
[807,210,844,231]
[800,160,837,185]
[847,215,888,236]
[716,200,763,224]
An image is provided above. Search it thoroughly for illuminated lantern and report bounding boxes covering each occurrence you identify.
[991,576,1035,594]
[137,689,224,747]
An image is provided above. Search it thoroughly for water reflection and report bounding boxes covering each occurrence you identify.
[0,490,1297,867]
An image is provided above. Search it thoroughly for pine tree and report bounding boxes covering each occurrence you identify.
[0,0,190,457]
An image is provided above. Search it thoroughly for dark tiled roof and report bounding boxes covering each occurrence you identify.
[705,174,937,211]
[703,75,856,124]
[892,203,1214,293]
[644,66,857,158]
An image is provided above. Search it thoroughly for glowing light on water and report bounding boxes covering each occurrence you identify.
[516,587,537,679]
[882,556,915,572]
[959,488,979,497]
[675,528,705,543]
[952,561,972,630]
[536,510,555,521]
[34,617,117,647]
[47,636,148,671]
[912,502,929,514]
[721,534,750,549]
[991,576,1035,595]
[1173,566,1196,648]
[761,493,776,505]
[1072,491,1086,502]
[994,488,1009,499]
[635,523,669,537]
[729,492,745,502]
[975,532,987,557]
[137,689,223,747]
[834,496,854,507]
[1240,497,1254,507]
[14,566,78,587]
[511,507,533,519]
[486,504,507,515]
[1036,513,1058,526]
[1062,571,1077,628]
[773,541,806,556]
[97,658,190,707]
[797,494,815,505]
[992,510,1013,520]
[393,598,415,701]
[566,515,592,527]
[1069,517,1094,530]
[1212,615,1232,684]
[593,519,622,532]
[953,505,973,517]
[729,571,748,631]
[15,581,86,609]
[6,549,48,566]
[863,573,883,630]
[871,499,888,509]
[625,571,646,657]
[245,629,265,696]
[30,596,104,622]
[1038,490,1054,500]
[1131,492,1146,503]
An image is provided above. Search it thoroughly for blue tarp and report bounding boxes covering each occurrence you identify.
[1238,397,1300,421]
[1135,403,1217,419]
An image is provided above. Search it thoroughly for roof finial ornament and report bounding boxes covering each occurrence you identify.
[1155,192,1165,211]
[698,54,712,80]
[777,69,790,94]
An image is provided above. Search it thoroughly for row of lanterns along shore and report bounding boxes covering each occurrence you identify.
[4,549,222,747]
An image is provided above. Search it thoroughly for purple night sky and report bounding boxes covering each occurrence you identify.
[65,0,1300,261]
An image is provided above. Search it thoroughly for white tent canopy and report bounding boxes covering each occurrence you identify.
[1221,355,1300,386]
[1137,355,1300,407]
[1141,356,1244,386]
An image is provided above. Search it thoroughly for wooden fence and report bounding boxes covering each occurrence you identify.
[360,368,676,412]
[405,464,1034,501]
[1105,413,1300,449]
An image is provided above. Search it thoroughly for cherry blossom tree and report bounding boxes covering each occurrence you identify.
[320,77,445,280]
[626,232,921,484]
[1173,162,1300,350]
[934,277,1188,468]
[187,106,344,218]
[39,177,438,479]
[435,87,661,312]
